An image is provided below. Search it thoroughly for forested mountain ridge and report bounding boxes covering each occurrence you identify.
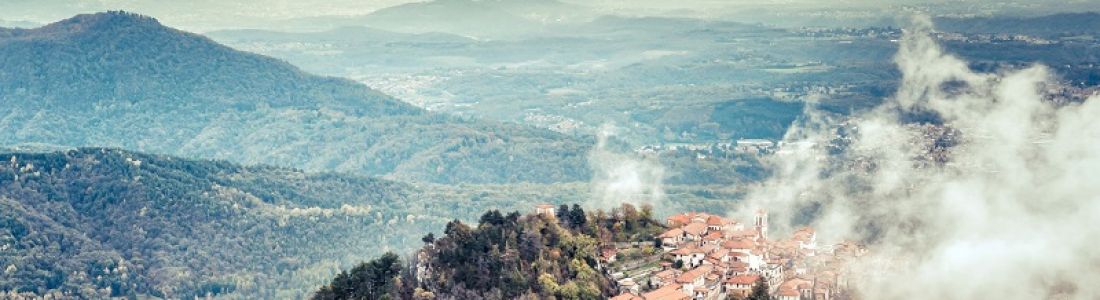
[0,11,590,184]
[0,147,450,298]
[0,12,414,114]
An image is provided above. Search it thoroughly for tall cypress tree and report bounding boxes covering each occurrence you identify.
[569,204,587,228]
[747,276,770,300]
[557,204,571,222]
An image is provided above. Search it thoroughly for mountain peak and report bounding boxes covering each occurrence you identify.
[30,11,165,36]
[66,11,160,26]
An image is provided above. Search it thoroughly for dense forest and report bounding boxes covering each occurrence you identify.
[314,203,665,300]
[0,148,448,298]
[0,11,591,184]
[0,147,721,299]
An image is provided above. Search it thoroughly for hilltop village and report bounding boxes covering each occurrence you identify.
[313,203,865,300]
[573,208,867,300]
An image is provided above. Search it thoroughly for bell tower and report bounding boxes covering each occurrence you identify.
[754,209,768,241]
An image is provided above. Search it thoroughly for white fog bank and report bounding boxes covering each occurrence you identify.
[738,16,1100,300]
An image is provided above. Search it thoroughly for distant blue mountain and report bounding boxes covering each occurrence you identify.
[936,12,1100,36]
[0,11,591,184]
[0,19,38,29]
[281,0,589,38]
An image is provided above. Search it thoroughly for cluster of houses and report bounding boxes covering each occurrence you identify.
[634,139,778,159]
[610,211,866,300]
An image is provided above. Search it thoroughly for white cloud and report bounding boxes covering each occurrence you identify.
[587,123,666,210]
[737,15,1100,299]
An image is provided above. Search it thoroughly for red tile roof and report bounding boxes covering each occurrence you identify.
[660,228,685,238]
[641,285,691,300]
[683,223,708,236]
[780,278,813,290]
[726,274,760,285]
[707,250,727,260]
[601,248,618,258]
[700,244,719,253]
[670,247,698,256]
[792,227,815,242]
[611,293,644,300]
[667,214,692,225]
[730,228,757,238]
[676,266,712,283]
[703,231,723,240]
[722,239,754,250]
[778,288,800,297]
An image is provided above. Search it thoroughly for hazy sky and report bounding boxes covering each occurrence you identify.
[0,0,422,31]
[0,0,736,31]
[1,0,1094,32]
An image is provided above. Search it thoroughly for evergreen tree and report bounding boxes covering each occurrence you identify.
[313,252,403,300]
[640,204,654,223]
[621,203,639,231]
[569,204,587,229]
[747,276,769,300]
[557,204,571,222]
[479,210,505,226]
